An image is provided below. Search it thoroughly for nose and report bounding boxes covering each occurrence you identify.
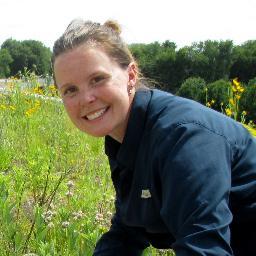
[79,87,96,106]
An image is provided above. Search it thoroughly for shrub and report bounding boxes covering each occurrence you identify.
[206,79,230,112]
[176,77,206,104]
[240,77,256,123]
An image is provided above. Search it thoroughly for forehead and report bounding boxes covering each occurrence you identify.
[55,45,113,68]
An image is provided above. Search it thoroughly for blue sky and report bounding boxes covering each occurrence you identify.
[0,0,255,49]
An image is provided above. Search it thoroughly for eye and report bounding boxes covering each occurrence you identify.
[91,74,108,85]
[62,85,78,96]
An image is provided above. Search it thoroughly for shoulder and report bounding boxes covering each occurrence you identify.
[145,89,251,151]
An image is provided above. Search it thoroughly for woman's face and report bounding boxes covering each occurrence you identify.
[54,45,136,142]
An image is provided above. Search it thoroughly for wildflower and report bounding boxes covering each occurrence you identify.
[235,95,241,100]
[42,210,55,223]
[232,87,237,92]
[33,87,43,95]
[72,210,84,220]
[0,104,7,109]
[211,99,215,104]
[95,212,104,222]
[206,102,211,107]
[47,222,54,228]
[67,180,75,188]
[225,108,232,117]
[9,105,16,111]
[61,221,70,228]
[232,78,240,87]
[242,111,247,116]
[34,100,41,107]
[65,191,74,197]
[229,99,235,105]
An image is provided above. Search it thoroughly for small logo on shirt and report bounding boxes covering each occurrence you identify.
[141,189,151,199]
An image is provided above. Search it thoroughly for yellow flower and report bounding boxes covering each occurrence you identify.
[0,104,7,109]
[35,100,41,107]
[206,102,211,107]
[229,99,235,105]
[232,87,237,92]
[33,87,43,95]
[232,78,240,87]
[211,99,215,104]
[9,106,16,111]
[225,108,232,117]
[49,85,57,91]
[242,111,247,116]
[235,95,241,100]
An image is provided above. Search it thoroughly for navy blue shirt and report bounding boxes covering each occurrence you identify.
[94,89,256,256]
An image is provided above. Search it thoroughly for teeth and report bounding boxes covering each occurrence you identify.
[86,108,107,120]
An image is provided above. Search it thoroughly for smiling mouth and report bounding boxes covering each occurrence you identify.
[84,107,108,121]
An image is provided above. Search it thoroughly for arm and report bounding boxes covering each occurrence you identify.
[159,123,234,256]
[93,203,149,256]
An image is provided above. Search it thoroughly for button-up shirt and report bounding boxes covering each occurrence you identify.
[94,89,256,256]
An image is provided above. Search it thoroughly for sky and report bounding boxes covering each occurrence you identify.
[0,0,255,50]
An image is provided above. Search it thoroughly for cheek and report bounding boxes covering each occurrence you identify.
[63,99,78,116]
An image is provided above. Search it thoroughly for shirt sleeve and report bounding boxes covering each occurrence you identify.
[93,198,149,256]
[159,123,234,256]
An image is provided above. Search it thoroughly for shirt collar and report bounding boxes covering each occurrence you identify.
[105,89,152,170]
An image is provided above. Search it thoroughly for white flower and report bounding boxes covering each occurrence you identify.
[65,191,74,197]
[61,221,70,228]
[67,180,75,188]
[47,222,54,228]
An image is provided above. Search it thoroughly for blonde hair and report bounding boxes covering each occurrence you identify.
[52,19,137,71]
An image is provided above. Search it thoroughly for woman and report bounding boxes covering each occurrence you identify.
[52,19,256,256]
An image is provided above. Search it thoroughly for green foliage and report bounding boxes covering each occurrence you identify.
[130,40,255,93]
[1,38,52,77]
[176,77,206,103]
[230,41,256,83]
[240,78,256,122]
[0,48,13,78]
[130,41,177,92]
[206,79,230,111]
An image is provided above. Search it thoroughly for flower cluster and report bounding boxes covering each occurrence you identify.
[66,180,75,198]
[225,78,245,120]
[25,100,41,117]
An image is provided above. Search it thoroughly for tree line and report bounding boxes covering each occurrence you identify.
[129,40,256,92]
[0,39,52,78]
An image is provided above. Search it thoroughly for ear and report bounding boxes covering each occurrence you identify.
[127,62,137,87]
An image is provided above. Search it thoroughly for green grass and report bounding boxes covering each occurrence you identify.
[0,83,175,255]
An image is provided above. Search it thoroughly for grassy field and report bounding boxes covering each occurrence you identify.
[0,81,176,255]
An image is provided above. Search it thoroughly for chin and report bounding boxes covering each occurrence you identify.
[82,129,110,138]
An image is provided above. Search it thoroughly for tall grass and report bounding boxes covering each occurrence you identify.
[0,79,175,255]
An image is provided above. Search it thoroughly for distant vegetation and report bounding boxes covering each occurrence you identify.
[129,40,256,92]
[0,38,52,78]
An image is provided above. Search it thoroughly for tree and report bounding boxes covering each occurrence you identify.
[230,40,256,83]
[1,38,52,77]
[0,48,13,78]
